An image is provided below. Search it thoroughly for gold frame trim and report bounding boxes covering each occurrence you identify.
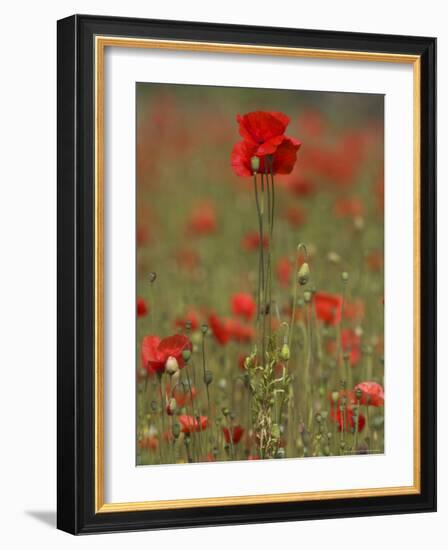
[94,36,421,513]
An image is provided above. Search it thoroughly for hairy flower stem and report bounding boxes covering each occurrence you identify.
[158,373,166,463]
[354,398,361,451]
[253,172,265,365]
[185,369,199,461]
[201,334,212,422]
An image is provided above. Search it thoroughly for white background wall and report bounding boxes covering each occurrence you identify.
[0,1,444,547]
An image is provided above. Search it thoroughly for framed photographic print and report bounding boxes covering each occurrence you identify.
[57,14,436,534]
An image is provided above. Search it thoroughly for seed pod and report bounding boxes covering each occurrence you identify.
[203,370,213,385]
[298,262,310,286]
[165,356,179,375]
[279,343,290,361]
[201,323,208,335]
[341,271,349,282]
[181,349,191,363]
[250,156,260,173]
[331,390,340,404]
[148,271,157,283]
[355,387,363,401]
[172,422,181,439]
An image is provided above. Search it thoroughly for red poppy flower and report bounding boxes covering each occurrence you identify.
[137,297,149,318]
[333,197,364,218]
[344,299,365,322]
[139,436,159,451]
[328,392,365,433]
[248,454,260,460]
[237,111,290,145]
[231,292,256,321]
[174,308,200,331]
[326,329,361,365]
[343,329,361,365]
[231,111,301,177]
[179,415,208,434]
[365,250,383,272]
[241,232,269,252]
[354,382,384,406]
[208,313,232,346]
[187,201,217,236]
[141,334,192,374]
[314,292,343,325]
[222,425,244,444]
[231,136,301,176]
[228,319,256,343]
[331,407,365,433]
[166,383,197,407]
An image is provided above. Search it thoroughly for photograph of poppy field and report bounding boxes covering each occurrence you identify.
[136,83,385,466]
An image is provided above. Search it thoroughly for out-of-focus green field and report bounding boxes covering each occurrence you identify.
[136,83,384,465]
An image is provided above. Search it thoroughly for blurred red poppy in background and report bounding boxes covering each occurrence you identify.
[287,175,317,197]
[179,415,208,434]
[228,319,256,343]
[137,297,149,318]
[187,201,217,236]
[242,232,269,252]
[314,292,343,325]
[365,250,383,272]
[222,425,244,444]
[139,436,159,451]
[170,384,197,407]
[344,299,365,322]
[276,257,292,287]
[283,205,306,227]
[141,334,192,374]
[174,248,200,272]
[231,292,256,321]
[333,197,364,218]
[353,381,384,406]
[326,329,362,366]
[175,308,200,331]
[208,313,232,346]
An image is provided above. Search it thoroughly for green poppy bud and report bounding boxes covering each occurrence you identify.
[303,290,312,303]
[250,156,260,173]
[201,323,208,335]
[181,349,191,363]
[279,343,290,361]
[331,390,340,404]
[148,271,157,283]
[298,262,310,285]
[341,271,349,282]
[271,423,281,439]
[355,387,363,400]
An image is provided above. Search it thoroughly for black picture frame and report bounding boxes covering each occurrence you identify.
[57,14,436,534]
